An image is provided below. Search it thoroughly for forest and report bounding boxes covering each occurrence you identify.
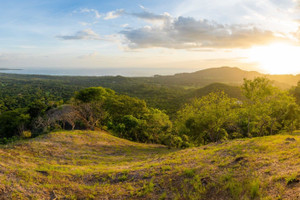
[0,69,299,147]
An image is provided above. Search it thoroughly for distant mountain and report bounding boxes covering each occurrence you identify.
[1,66,298,89]
[151,66,300,88]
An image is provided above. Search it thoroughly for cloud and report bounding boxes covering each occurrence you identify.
[56,30,120,43]
[79,8,101,19]
[121,16,288,49]
[121,24,129,27]
[131,11,171,22]
[139,5,146,10]
[104,9,125,20]
[103,9,171,22]
[56,29,102,40]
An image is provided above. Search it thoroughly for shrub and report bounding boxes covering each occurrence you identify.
[20,131,32,138]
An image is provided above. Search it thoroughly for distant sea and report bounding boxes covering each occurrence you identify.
[0,68,198,77]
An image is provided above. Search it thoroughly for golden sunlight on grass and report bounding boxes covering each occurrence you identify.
[0,130,299,199]
[248,43,300,75]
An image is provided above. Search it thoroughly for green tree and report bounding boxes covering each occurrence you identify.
[0,109,30,138]
[283,103,300,134]
[176,91,239,145]
[291,81,300,105]
[241,77,275,136]
[104,94,148,122]
[241,77,298,136]
[142,108,172,143]
[74,87,115,103]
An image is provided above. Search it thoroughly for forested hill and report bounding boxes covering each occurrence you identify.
[150,67,300,88]
[0,67,299,116]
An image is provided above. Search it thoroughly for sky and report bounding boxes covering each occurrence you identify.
[1,0,300,75]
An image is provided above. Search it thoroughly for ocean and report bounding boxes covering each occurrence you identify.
[0,67,198,77]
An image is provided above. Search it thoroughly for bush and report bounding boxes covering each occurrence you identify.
[20,131,32,138]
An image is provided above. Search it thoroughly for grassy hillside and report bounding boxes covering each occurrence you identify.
[0,131,299,199]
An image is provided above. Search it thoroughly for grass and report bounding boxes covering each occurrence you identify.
[0,130,299,199]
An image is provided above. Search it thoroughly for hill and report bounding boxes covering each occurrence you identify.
[184,82,244,100]
[0,131,299,199]
[165,83,244,117]
[1,67,299,90]
[151,67,300,88]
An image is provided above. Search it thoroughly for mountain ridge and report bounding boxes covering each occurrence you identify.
[151,66,300,88]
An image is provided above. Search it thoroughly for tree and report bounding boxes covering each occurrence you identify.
[115,115,142,141]
[0,109,30,138]
[28,99,48,119]
[74,87,115,103]
[74,87,113,129]
[283,103,300,134]
[142,108,172,143]
[176,91,239,145]
[241,77,275,136]
[291,81,300,105]
[241,77,299,136]
[104,94,148,122]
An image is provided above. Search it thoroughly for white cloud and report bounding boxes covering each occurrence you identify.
[121,24,129,27]
[139,5,145,10]
[173,0,298,32]
[121,16,288,49]
[56,29,102,40]
[79,8,101,19]
[104,9,125,20]
[131,11,171,22]
[103,9,171,23]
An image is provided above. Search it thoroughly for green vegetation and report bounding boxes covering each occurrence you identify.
[0,74,299,147]
[176,78,299,145]
[0,130,299,199]
[0,68,299,199]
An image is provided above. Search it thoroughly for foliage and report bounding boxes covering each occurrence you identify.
[176,78,299,145]
[176,91,239,144]
[0,109,30,138]
[0,72,299,147]
[74,87,115,103]
[241,78,299,137]
[291,81,300,105]
[73,87,175,144]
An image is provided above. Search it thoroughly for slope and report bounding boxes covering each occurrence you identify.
[151,67,300,88]
[184,82,244,100]
[0,131,299,199]
[166,83,244,117]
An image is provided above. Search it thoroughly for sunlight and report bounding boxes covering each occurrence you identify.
[248,43,300,74]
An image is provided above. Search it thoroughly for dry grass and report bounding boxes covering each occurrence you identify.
[0,130,299,199]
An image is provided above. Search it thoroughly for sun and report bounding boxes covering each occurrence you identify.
[247,43,300,74]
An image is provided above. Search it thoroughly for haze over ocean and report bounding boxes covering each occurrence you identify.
[0,67,197,77]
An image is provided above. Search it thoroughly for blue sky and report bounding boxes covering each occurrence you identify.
[1,0,300,74]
